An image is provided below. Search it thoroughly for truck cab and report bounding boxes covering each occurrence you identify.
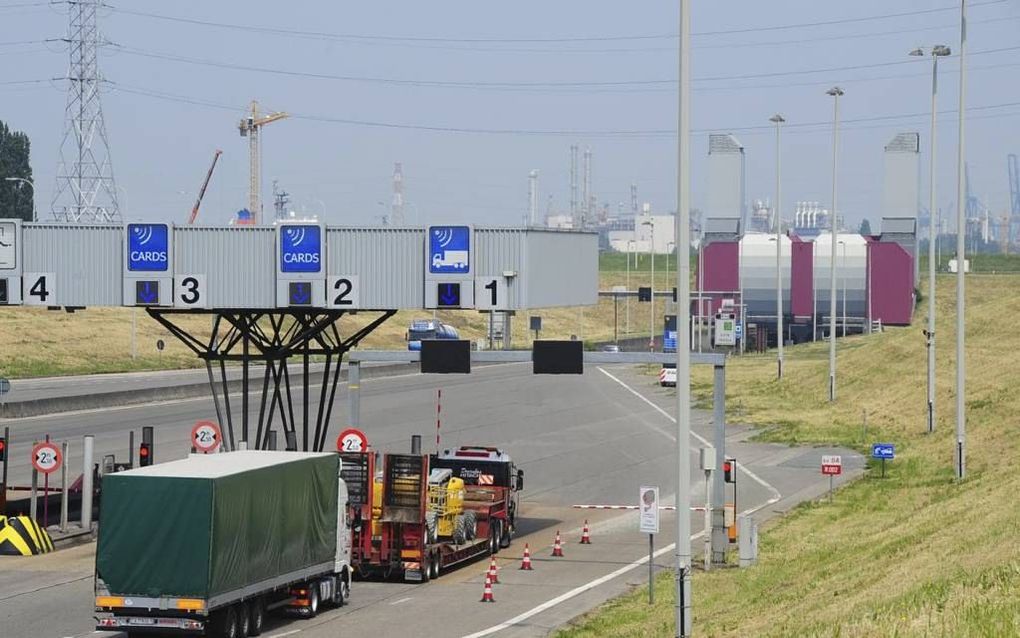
[430,446,523,548]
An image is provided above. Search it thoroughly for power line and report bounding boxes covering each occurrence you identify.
[107,1,1004,45]
[108,81,1020,139]
[113,43,1020,91]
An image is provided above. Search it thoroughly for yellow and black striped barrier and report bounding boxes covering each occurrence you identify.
[0,515,55,555]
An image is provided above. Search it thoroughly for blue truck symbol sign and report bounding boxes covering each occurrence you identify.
[127,224,169,272]
[871,443,895,460]
[429,226,470,274]
[280,225,322,273]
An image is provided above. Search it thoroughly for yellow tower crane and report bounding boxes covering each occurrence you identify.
[238,100,288,225]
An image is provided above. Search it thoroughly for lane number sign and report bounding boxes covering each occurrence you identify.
[175,274,207,308]
[475,277,508,311]
[327,276,360,309]
[191,420,222,453]
[23,272,55,306]
[336,428,369,453]
[32,441,62,474]
[821,455,842,476]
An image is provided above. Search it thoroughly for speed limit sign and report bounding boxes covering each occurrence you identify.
[191,420,222,454]
[31,442,62,475]
[336,428,369,453]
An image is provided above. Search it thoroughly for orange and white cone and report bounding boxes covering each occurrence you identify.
[520,543,533,570]
[480,575,495,602]
[488,556,500,584]
[580,520,592,544]
[551,531,564,557]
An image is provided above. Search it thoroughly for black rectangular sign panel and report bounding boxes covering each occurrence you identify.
[421,339,472,374]
[637,286,652,302]
[0,279,7,304]
[533,340,584,375]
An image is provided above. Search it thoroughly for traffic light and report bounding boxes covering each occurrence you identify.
[0,436,7,462]
[139,442,153,467]
[723,458,736,484]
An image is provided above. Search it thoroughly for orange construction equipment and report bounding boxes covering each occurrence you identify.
[187,149,222,225]
[479,575,495,603]
[551,531,564,557]
[580,520,592,544]
[487,556,500,584]
[520,543,533,570]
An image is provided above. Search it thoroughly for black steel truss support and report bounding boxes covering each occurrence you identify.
[147,308,397,452]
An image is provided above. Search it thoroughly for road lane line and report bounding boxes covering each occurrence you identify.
[598,367,781,500]
[265,630,302,638]
[389,597,414,605]
[458,367,785,638]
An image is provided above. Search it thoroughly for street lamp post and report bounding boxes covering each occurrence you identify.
[643,219,656,350]
[769,114,785,379]
[4,177,36,221]
[954,0,968,479]
[839,241,847,337]
[627,239,636,335]
[826,86,845,402]
[911,44,951,434]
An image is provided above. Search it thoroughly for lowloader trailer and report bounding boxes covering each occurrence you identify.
[94,451,352,638]
[340,445,523,583]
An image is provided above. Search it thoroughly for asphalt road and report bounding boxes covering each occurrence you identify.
[0,364,864,638]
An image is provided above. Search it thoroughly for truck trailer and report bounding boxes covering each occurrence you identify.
[340,445,523,583]
[94,451,352,638]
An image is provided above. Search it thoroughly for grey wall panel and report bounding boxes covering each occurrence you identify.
[524,230,598,308]
[327,228,424,309]
[175,227,275,308]
[23,224,122,306]
[475,228,526,309]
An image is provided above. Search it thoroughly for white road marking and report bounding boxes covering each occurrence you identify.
[598,367,781,500]
[265,630,302,638]
[461,367,784,638]
[389,596,414,605]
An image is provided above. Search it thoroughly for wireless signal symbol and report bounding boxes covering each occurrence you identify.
[286,227,306,247]
[133,225,154,246]
[434,228,454,248]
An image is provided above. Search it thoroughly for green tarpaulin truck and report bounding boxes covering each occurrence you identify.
[94,451,352,638]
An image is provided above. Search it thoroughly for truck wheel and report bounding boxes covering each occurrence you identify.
[432,552,441,580]
[236,603,250,637]
[463,510,477,540]
[453,514,467,545]
[489,522,500,555]
[500,520,513,548]
[212,606,239,638]
[306,583,320,618]
[338,573,351,606]
[425,512,438,545]
[420,555,431,583]
[248,599,264,636]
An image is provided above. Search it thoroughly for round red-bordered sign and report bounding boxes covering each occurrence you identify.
[191,420,222,453]
[32,442,62,475]
[336,428,369,453]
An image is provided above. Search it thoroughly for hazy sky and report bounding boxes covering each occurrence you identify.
[2,0,1019,227]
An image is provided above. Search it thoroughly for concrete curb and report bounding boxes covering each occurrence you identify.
[0,362,417,419]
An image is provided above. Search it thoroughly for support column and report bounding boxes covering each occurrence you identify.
[348,361,361,429]
[81,435,94,529]
[711,363,727,564]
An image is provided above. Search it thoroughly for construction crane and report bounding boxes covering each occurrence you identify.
[239,100,288,225]
[187,150,222,225]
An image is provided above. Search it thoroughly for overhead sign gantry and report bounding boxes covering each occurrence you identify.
[0,220,597,453]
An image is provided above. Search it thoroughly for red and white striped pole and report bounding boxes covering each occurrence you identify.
[436,389,442,453]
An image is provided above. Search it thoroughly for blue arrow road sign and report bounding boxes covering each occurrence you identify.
[280,225,322,274]
[135,280,158,305]
[437,283,461,307]
[872,443,895,460]
[289,282,312,305]
[429,226,470,274]
[127,224,169,272]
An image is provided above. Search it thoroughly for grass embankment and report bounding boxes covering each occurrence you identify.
[0,268,675,378]
[560,274,1020,637]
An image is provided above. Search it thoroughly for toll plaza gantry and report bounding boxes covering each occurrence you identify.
[0,219,597,453]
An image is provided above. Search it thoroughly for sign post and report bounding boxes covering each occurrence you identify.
[32,438,61,527]
[821,454,842,502]
[639,485,660,604]
[872,443,895,478]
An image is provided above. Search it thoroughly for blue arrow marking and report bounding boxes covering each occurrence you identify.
[439,283,460,306]
[290,282,311,305]
[136,281,158,304]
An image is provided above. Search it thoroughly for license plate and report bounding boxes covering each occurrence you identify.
[128,617,157,625]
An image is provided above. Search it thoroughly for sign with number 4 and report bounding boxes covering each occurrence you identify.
[327,276,360,309]
[23,273,55,306]
[175,274,207,308]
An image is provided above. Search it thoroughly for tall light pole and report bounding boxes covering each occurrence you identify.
[769,114,785,379]
[627,240,636,335]
[4,177,37,221]
[826,86,844,402]
[839,240,847,337]
[643,218,656,350]
[911,44,951,435]
[675,0,693,634]
[954,0,968,479]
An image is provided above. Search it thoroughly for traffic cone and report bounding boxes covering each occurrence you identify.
[580,520,592,544]
[480,575,495,603]
[520,543,533,570]
[488,556,500,584]
[551,531,564,557]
